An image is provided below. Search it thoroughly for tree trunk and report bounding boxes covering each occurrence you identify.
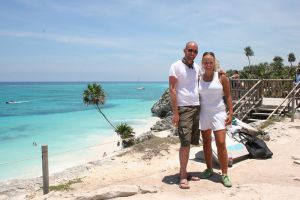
[96,105,116,130]
[248,56,251,67]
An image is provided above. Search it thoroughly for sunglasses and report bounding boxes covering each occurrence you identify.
[203,52,215,57]
[187,49,198,54]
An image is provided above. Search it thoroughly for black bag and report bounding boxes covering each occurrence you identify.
[238,131,273,159]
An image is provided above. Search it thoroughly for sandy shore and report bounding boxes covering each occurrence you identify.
[0,116,161,182]
[1,117,300,200]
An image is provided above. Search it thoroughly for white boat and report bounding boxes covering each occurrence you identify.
[6,101,17,104]
[5,100,28,104]
[136,86,145,90]
[136,77,145,90]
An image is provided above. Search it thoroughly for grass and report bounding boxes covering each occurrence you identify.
[48,178,83,191]
[260,116,282,130]
[118,135,179,161]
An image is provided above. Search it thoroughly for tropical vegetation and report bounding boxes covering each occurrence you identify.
[244,46,254,67]
[115,123,135,148]
[83,83,135,148]
[227,50,298,80]
[288,53,296,67]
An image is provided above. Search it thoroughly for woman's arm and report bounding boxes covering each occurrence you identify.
[221,74,233,126]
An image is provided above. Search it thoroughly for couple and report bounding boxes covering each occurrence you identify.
[169,41,233,189]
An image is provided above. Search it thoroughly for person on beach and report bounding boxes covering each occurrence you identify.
[295,68,300,84]
[198,52,233,187]
[169,41,201,189]
[231,70,240,80]
[230,70,240,100]
[295,68,300,107]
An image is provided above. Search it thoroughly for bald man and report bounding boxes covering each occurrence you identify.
[169,41,201,189]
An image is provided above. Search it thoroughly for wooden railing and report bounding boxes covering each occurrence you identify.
[262,79,294,98]
[230,79,259,101]
[266,82,300,120]
[230,79,294,99]
[230,79,296,121]
[232,80,263,120]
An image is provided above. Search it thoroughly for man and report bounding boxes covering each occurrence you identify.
[169,41,201,189]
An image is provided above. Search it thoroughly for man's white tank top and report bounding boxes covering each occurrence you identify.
[198,71,226,112]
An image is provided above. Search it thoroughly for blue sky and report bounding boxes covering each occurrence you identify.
[0,0,299,82]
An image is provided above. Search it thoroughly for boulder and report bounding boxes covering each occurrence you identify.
[75,185,139,200]
[151,89,172,118]
[151,115,173,132]
[75,184,157,200]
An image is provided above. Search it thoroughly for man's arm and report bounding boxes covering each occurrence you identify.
[169,76,179,126]
[218,68,226,76]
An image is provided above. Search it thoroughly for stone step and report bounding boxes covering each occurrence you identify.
[257,105,278,109]
[262,98,286,106]
[251,112,271,117]
[246,118,262,123]
[255,108,274,113]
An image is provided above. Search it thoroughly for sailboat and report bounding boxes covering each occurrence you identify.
[136,86,145,90]
[136,77,145,90]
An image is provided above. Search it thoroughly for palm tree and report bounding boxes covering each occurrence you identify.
[83,83,135,148]
[273,56,284,64]
[271,56,284,78]
[244,46,254,67]
[83,83,116,129]
[288,53,296,67]
[115,123,135,148]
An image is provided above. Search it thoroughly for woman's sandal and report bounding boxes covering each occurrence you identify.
[179,178,190,189]
[188,175,200,181]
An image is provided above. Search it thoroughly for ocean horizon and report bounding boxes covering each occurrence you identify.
[0,82,168,181]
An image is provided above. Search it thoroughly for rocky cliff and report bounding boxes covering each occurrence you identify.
[150,89,174,132]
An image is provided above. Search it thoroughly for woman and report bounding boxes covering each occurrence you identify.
[198,52,233,187]
[230,70,240,100]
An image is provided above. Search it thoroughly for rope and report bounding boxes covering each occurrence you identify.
[50,140,119,156]
[0,139,120,166]
[0,156,40,166]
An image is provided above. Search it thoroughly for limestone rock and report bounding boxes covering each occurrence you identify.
[151,115,173,132]
[75,185,139,200]
[135,131,154,143]
[139,185,158,194]
[151,89,172,118]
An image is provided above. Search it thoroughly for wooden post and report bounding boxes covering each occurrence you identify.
[42,145,49,195]
[291,91,295,122]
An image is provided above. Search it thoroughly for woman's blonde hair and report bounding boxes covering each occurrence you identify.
[202,52,219,71]
[215,58,220,71]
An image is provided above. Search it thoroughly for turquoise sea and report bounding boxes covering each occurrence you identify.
[0,82,168,181]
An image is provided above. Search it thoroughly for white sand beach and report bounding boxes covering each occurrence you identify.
[1,117,300,200]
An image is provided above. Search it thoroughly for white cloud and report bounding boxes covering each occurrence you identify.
[0,30,128,47]
[1,0,300,81]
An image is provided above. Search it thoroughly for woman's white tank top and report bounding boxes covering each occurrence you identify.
[198,71,226,112]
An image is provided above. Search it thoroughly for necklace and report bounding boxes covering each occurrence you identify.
[203,73,214,82]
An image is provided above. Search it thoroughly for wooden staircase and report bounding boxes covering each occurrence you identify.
[247,105,279,123]
[231,79,299,123]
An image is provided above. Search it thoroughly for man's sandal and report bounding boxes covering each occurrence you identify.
[179,178,190,189]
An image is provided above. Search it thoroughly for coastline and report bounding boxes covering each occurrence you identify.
[43,116,162,180]
[0,116,160,182]
[43,118,300,199]
[1,118,300,199]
